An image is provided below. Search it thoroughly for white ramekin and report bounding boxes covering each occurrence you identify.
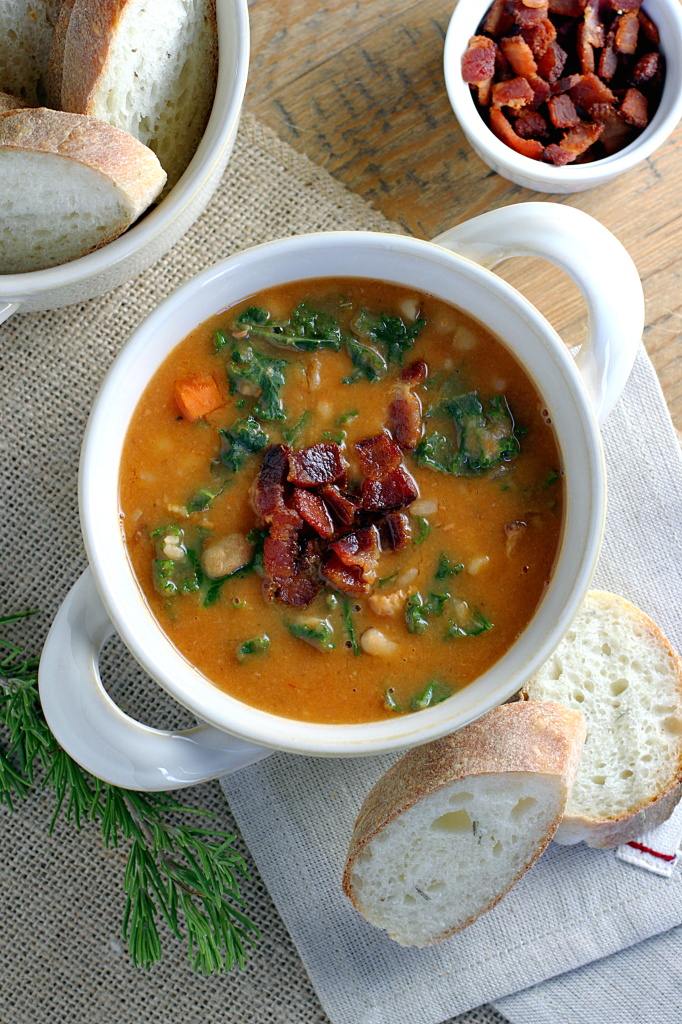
[444,0,682,193]
[0,0,249,323]
[39,203,644,790]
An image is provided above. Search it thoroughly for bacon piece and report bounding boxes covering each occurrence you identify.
[275,576,322,607]
[583,0,606,47]
[461,35,497,84]
[400,359,427,384]
[287,443,346,487]
[354,434,402,480]
[508,0,548,27]
[263,508,302,582]
[591,102,633,153]
[526,73,552,108]
[521,0,549,8]
[631,52,662,86]
[390,387,422,450]
[500,36,538,77]
[291,488,335,539]
[615,10,639,53]
[570,72,616,111]
[321,552,367,594]
[492,76,535,110]
[536,40,567,82]
[543,121,604,163]
[576,23,595,73]
[515,109,549,138]
[637,9,659,44]
[251,444,290,522]
[548,93,581,127]
[521,17,557,56]
[362,466,419,514]
[319,484,360,527]
[610,0,642,10]
[477,79,493,106]
[490,106,545,158]
[552,73,581,95]
[620,87,648,127]
[330,525,381,588]
[384,512,410,551]
[485,0,515,35]
[548,0,584,14]
[599,28,618,79]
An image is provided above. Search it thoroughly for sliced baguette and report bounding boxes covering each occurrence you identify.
[0,93,31,113]
[0,107,166,274]
[523,590,682,849]
[343,701,585,947]
[0,0,62,105]
[53,0,217,195]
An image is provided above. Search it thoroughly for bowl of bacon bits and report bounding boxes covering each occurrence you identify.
[444,0,682,191]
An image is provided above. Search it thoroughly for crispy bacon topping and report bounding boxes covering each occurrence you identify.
[536,40,567,82]
[543,121,604,164]
[515,109,549,138]
[637,9,659,43]
[461,35,497,84]
[548,93,581,128]
[275,577,322,607]
[330,525,381,588]
[591,103,633,154]
[521,18,557,57]
[508,0,548,28]
[490,106,545,158]
[263,508,302,582]
[552,74,581,95]
[583,0,606,47]
[354,434,402,480]
[319,484,360,527]
[400,359,428,384]
[287,443,346,487]
[615,9,639,52]
[291,488,335,539]
[384,512,411,551]
[598,28,619,79]
[485,0,514,35]
[321,552,367,595]
[251,444,290,522]
[390,386,422,450]
[620,87,648,128]
[362,466,419,514]
[631,51,662,85]
[570,72,616,112]
[548,0,583,15]
[500,36,538,77]
[492,75,535,109]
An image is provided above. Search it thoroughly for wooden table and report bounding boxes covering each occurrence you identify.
[245,0,682,430]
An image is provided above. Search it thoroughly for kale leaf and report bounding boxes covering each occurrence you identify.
[352,309,426,365]
[283,410,312,446]
[227,340,288,421]
[445,608,494,638]
[405,593,429,634]
[219,416,269,473]
[343,336,388,384]
[342,597,361,656]
[446,393,519,474]
[411,680,452,711]
[414,430,458,474]
[435,553,464,580]
[236,635,270,661]
[235,303,343,352]
[288,619,335,651]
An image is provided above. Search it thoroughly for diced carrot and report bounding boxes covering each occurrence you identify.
[490,106,545,158]
[174,374,224,421]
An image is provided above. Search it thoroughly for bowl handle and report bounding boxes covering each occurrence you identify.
[0,301,21,326]
[432,202,644,423]
[39,569,270,791]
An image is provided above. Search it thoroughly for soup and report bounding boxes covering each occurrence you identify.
[119,278,564,724]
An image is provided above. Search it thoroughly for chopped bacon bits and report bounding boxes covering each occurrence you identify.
[548,93,581,128]
[330,525,380,588]
[362,466,419,514]
[251,444,290,521]
[275,576,322,608]
[390,387,422,450]
[462,35,497,83]
[465,0,662,163]
[321,552,368,594]
[291,488,335,539]
[354,434,402,480]
[384,512,410,551]
[400,359,428,384]
[174,375,223,422]
[319,484,360,527]
[620,87,648,127]
[263,508,303,583]
[490,106,545,158]
[287,443,346,487]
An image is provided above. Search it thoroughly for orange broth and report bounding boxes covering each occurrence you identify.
[119,278,564,724]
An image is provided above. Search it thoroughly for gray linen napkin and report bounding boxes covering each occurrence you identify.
[221,345,682,1024]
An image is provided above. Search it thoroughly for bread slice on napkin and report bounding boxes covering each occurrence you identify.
[51,0,218,195]
[342,701,585,947]
[523,590,682,849]
[0,0,62,105]
[0,107,166,273]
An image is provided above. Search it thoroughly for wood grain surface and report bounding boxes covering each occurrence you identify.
[245,0,682,429]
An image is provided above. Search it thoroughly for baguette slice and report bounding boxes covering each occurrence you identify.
[0,107,166,274]
[343,701,585,947]
[0,93,31,113]
[53,0,217,195]
[0,0,62,105]
[523,590,682,849]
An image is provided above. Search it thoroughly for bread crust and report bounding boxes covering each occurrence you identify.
[0,93,31,113]
[523,590,682,849]
[0,107,166,213]
[47,0,77,109]
[343,701,586,943]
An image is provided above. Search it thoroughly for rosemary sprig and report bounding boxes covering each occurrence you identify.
[0,611,259,974]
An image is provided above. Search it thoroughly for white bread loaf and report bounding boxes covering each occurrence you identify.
[52,0,218,195]
[0,107,166,274]
[523,590,682,849]
[0,0,62,104]
[0,92,31,113]
[343,701,586,947]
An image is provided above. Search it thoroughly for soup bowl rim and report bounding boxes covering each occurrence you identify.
[79,228,605,756]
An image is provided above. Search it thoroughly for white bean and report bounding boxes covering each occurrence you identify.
[369,591,406,617]
[360,628,398,656]
[467,555,490,576]
[395,566,418,589]
[410,499,438,517]
[399,297,420,321]
[307,358,321,391]
[202,533,253,579]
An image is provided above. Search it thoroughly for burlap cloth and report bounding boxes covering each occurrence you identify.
[0,115,509,1024]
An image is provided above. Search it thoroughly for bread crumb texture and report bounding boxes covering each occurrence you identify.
[348,772,564,947]
[0,0,62,105]
[527,590,682,823]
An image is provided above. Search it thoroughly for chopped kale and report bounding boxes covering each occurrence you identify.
[247,527,268,576]
[435,554,464,580]
[384,688,401,712]
[414,431,458,474]
[411,680,452,711]
[405,593,429,635]
[283,410,312,446]
[352,309,426,365]
[186,482,229,514]
[445,608,494,639]
[422,592,449,617]
[227,340,288,421]
[446,393,519,474]
[235,302,343,352]
[377,572,399,588]
[544,470,560,488]
[342,597,361,656]
[336,409,359,424]
[236,635,270,662]
[325,592,339,612]
[288,619,335,652]
[214,328,230,353]
[413,516,431,545]
[321,428,347,445]
[152,555,201,598]
[343,336,388,384]
[219,415,269,473]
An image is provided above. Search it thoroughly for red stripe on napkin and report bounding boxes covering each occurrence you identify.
[627,841,676,862]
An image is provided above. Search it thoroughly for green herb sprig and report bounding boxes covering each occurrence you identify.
[0,612,258,975]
